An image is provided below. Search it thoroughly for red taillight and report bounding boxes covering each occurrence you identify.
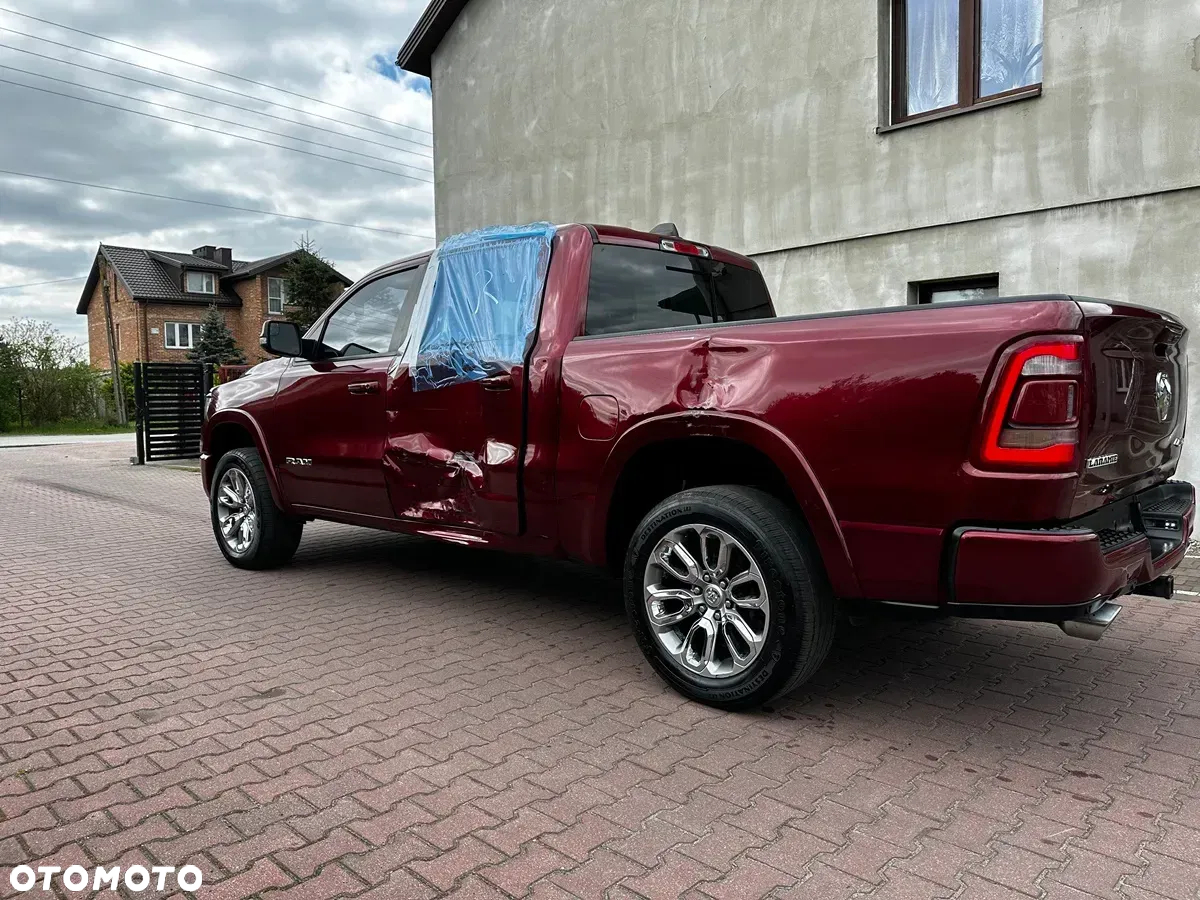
[660,238,711,258]
[979,339,1083,469]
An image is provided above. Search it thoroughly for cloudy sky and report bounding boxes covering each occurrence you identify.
[0,0,434,346]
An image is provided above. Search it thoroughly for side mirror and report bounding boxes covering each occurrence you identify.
[261,320,304,357]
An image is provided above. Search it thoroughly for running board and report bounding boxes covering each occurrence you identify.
[1059,602,1121,641]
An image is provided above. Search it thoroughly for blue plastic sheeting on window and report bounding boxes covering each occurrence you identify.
[410,222,556,392]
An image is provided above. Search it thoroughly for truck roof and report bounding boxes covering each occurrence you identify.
[357,224,761,286]
[585,224,761,270]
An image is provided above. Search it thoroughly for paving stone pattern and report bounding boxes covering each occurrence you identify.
[2,442,1199,898]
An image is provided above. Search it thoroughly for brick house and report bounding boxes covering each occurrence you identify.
[77,244,352,367]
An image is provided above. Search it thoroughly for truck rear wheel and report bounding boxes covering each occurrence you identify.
[624,486,835,709]
[210,447,303,570]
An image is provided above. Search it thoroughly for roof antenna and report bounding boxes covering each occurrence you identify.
[650,222,680,237]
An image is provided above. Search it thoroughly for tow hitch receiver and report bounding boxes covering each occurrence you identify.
[1059,602,1121,641]
[1134,575,1175,599]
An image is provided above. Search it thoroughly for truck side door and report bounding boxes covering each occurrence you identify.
[382,228,561,537]
[273,264,424,519]
[384,363,528,535]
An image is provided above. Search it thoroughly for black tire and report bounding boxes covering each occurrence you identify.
[210,447,303,570]
[624,486,835,710]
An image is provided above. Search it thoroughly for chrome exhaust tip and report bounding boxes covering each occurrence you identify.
[1059,602,1121,641]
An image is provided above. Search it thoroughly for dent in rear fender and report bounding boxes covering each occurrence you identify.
[591,411,861,598]
[205,408,288,511]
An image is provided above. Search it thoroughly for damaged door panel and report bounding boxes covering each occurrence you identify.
[384,364,527,533]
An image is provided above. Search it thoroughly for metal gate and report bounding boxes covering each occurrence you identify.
[133,362,212,462]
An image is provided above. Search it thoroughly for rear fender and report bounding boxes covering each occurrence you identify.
[592,412,860,597]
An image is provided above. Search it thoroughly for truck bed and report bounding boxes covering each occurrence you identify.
[554,292,1186,605]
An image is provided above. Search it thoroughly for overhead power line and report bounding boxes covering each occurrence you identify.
[0,41,433,162]
[0,63,433,176]
[0,275,87,291]
[0,5,432,136]
[0,169,436,240]
[0,77,435,183]
[0,26,434,151]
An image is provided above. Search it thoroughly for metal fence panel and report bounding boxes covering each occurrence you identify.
[133,362,211,462]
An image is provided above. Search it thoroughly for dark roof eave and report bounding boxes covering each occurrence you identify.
[137,295,241,306]
[396,0,470,77]
[77,246,136,314]
[76,255,100,315]
[225,250,352,285]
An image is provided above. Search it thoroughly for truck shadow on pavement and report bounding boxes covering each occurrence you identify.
[282,524,1149,739]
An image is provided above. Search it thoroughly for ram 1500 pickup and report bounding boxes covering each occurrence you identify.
[201,222,1194,708]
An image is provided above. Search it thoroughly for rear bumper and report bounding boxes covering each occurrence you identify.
[948,481,1195,615]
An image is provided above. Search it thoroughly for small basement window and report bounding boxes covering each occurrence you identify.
[164,321,198,349]
[185,271,216,294]
[912,274,1000,304]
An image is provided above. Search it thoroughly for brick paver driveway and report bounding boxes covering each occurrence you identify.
[2,442,1200,899]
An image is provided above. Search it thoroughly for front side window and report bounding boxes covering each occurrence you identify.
[318,266,423,359]
[185,271,216,294]
[267,277,287,315]
[164,321,197,349]
[584,244,774,338]
[895,0,1043,122]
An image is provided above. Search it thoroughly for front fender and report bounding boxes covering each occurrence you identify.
[591,411,860,598]
[203,408,288,512]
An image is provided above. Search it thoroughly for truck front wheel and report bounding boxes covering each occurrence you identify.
[210,447,303,570]
[624,486,835,709]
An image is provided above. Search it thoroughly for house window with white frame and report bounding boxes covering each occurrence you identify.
[267,276,287,315]
[164,322,198,350]
[185,271,216,294]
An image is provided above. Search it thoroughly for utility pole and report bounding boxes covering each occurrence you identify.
[100,258,128,425]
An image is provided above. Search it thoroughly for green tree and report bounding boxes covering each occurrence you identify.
[99,361,135,423]
[188,304,246,366]
[283,234,343,331]
[0,336,18,430]
[0,318,97,427]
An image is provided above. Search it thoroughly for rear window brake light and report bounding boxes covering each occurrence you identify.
[660,239,710,258]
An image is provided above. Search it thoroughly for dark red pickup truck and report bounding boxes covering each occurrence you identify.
[201,223,1194,708]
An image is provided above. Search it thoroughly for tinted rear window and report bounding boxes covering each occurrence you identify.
[585,244,774,337]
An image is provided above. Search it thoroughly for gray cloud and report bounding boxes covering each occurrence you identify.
[0,0,434,341]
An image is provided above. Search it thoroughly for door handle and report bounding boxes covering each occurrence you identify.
[347,381,380,395]
[482,374,513,392]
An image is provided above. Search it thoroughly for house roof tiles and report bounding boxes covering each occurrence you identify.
[76,244,350,314]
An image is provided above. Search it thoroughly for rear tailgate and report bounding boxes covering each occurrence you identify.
[1075,299,1187,514]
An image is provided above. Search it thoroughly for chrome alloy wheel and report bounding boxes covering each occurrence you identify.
[216,467,258,557]
[643,524,770,679]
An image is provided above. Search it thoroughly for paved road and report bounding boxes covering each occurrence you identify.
[0,432,134,449]
[2,441,1199,899]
